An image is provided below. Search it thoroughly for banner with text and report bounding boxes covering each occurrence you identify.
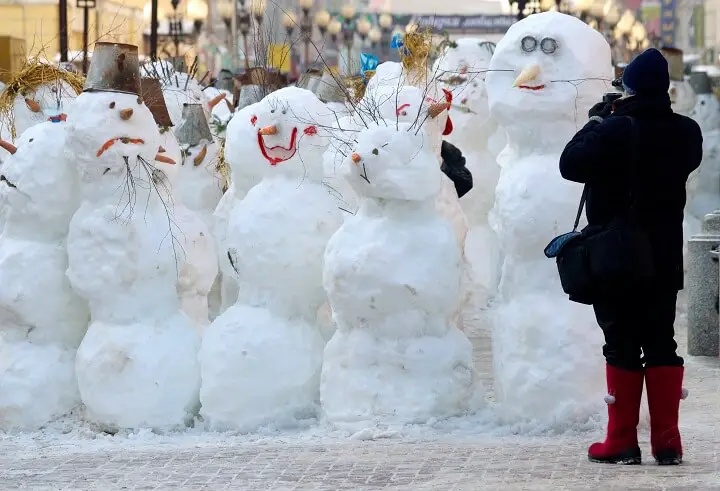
[660,0,677,46]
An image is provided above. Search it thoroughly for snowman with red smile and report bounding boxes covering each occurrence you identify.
[199,86,343,431]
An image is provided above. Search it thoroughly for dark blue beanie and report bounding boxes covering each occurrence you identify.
[622,48,670,95]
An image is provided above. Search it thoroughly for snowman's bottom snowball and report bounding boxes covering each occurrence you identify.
[75,317,201,430]
[199,305,325,431]
[0,341,79,430]
[464,224,502,306]
[321,327,480,425]
[491,292,605,428]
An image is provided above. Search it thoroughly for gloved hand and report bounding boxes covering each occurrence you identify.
[588,101,612,120]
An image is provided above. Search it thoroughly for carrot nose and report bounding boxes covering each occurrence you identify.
[155,154,176,165]
[428,102,449,118]
[258,125,278,135]
[120,108,134,120]
[208,92,226,109]
[0,139,17,155]
[25,98,41,113]
[351,153,361,164]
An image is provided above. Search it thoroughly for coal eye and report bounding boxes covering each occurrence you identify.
[540,37,558,54]
[701,100,706,105]
[401,111,407,116]
[281,109,287,115]
[521,36,537,52]
[29,138,34,142]
[137,97,142,104]
[270,109,275,113]
[372,148,379,155]
[109,101,116,108]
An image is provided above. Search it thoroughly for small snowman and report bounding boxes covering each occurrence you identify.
[0,121,89,429]
[142,77,219,331]
[66,43,200,431]
[321,121,479,426]
[203,86,235,140]
[0,62,82,161]
[686,70,720,238]
[485,12,606,426]
[661,47,696,117]
[199,87,342,431]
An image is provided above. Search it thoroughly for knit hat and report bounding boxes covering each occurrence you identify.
[622,48,670,95]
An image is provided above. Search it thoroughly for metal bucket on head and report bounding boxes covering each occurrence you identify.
[236,84,265,110]
[660,47,685,82]
[84,42,142,95]
[141,77,173,127]
[689,71,712,95]
[175,103,213,146]
[315,71,346,103]
[297,68,323,92]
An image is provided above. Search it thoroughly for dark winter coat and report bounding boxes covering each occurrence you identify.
[440,141,473,198]
[559,93,703,290]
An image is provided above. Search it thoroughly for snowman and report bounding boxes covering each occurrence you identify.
[0,121,89,429]
[204,86,235,140]
[0,63,82,161]
[159,63,212,131]
[321,121,479,426]
[661,47,696,117]
[199,87,342,430]
[142,78,219,330]
[434,38,505,307]
[686,71,720,239]
[66,43,200,430]
[485,12,606,426]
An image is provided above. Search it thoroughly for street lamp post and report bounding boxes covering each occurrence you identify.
[356,17,371,48]
[169,0,183,57]
[77,0,96,74]
[327,18,342,67]
[341,4,356,75]
[368,26,381,53]
[298,0,314,71]
[378,12,392,56]
[315,10,330,38]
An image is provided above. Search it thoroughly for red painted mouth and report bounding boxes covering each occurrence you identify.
[257,127,298,165]
[518,85,545,91]
[96,137,146,158]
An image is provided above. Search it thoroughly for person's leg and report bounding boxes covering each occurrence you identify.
[641,287,686,465]
[588,295,644,464]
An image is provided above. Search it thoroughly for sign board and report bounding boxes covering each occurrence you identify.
[660,0,676,46]
[413,14,516,33]
[267,43,291,74]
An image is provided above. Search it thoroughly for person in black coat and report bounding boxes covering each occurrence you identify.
[440,141,473,198]
[558,48,702,466]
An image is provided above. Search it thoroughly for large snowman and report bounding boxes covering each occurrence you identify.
[434,38,505,307]
[321,121,479,426]
[686,70,720,238]
[485,12,606,427]
[199,87,343,430]
[0,121,89,429]
[66,43,200,431]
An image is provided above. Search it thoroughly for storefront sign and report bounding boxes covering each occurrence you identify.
[413,14,517,33]
[660,0,677,46]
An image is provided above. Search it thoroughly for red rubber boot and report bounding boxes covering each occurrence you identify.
[646,366,686,465]
[588,364,644,464]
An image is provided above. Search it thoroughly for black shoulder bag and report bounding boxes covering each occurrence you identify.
[544,116,655,305]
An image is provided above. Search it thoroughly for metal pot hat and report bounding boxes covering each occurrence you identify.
[689,71,712,95]
[84,42,142,95]
[297,68,323,92]
[236,84,265,110]
[660,47,685,82]
[141,77,173,127]
[175,103,212,146]
[315,71,346,103]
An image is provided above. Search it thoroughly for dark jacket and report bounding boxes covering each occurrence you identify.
[559,93,703,290]
[440,141,473,198]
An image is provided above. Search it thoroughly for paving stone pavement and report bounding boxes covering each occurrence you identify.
[1,297,719,490]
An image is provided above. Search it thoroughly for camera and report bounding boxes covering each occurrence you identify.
[603,92,623,104]
[611,77,624,89]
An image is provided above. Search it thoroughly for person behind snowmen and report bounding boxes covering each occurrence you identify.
[65,42,201,431]
[485,11,608,428]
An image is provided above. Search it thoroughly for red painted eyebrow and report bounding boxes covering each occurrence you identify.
[396,103,411,115]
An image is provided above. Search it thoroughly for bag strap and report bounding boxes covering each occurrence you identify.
[570,115,638,232]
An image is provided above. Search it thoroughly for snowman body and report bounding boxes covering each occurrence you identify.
[199,87,342,430]
[485,12,606,426]
[204,87,235,141]
[0,122,89,429]
[321,123,478,425]
[686,93,720,238]
[176,140,224,230]
[670,79,696,117]
[66,91,200,430]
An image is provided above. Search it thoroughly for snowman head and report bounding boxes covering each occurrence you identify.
[689,93,720,131]
[0,121,79,229]
[486,12,612,130]
[245,86,333,181]
[669,80,697,116]
[371,84,452,154]
[343,122,442,201]
[161,73,211,127]
[434,38,496,121]
[68,91,166,202]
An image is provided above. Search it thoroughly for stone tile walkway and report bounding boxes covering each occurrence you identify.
[1,297,718,490]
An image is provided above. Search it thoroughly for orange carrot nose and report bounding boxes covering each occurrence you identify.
[155,154,176,165]
[0,139,17,155]
[351,153,361,164]
[25,98,40,113]
[428,102,448,118]
[119,108,134,120]
[208,92,227,109]
[258,125,278,135]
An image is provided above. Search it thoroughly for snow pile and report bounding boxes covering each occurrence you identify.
[321,122,480,427]
[66,90,200,431]
[0,122,89,429]
[485,12,607,426]
[200,87,342,431]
